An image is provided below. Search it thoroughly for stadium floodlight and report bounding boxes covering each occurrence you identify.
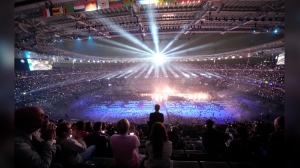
[152,53,166,65]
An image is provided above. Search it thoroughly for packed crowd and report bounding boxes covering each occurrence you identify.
[14,62,284,122]
[15,106,284,168]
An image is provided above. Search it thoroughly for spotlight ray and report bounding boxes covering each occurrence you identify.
[91,68,129,80]
[116,68,136,78]
[166,43,212,56]
[205,72,222,78]
[165,63,179,77]
[125,71,138,78]
[183,64,198,74]
[96,38,152,56]
[170,63,190,78]
[163,43,187,56]
[99,17,155,55]
[100,43,151,56]
[135,63,151,78]
[161,30,186,54]
[160,63,169,77]
[163,37,204,55]
[23,76,88,95]
[194,71,211,78]
[105,72,124,79]
[115,63,147,78]
[145,64,155,78]
[177,64,197,77]
[146,4,160,53]
[154,64,160,78]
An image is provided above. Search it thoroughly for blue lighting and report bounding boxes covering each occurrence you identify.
[77,37,80,40]
[89,36,91,39]
[253,30,256,33]
[25,51,30,58]
[273,29,278,34]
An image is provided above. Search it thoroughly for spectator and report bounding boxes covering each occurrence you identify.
[129,123,140,139]
[84,122,110,157]
[101,122,107,132]
[148,104,164,139]
[249,122,269,158]
[110,119,141,168]
[145,122,173,168]
[228,125,254,161]
[76,121,89,139]
[266,116,284,166]
[137,124,144,139]
[105,123,117,136]
[85,121,94,133]
[14,106,59,168]
[168,125,183,150]
[201,119,229,154]
[57,118,65,123]
[55,121,95,166]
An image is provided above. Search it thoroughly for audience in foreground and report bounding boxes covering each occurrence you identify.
[55,121,95,167]
[110,118,141,168]
[14,104,285,167]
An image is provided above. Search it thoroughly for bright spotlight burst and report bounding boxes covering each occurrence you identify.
[152,53,166,65]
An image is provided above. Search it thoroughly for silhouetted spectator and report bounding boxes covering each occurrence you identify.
[56,121,95,166]
[249,122,269,158]
[148,104,164,139]
[168,126,183,150]
[15,106,60,168]
[57,118,65,123]
[145,122,173,168]
[85,121,94,133]
[105,123,117,136]
[201,119,229,154]
[266,116,284,166]
[228,125,254,161]
[129,122,140,139]
[137,124,144,139]
[76,121,89,139]
[84,122,110,157]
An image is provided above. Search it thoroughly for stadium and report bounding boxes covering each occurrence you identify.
[13,0,285,168]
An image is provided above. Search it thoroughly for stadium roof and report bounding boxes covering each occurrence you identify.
[14,0,285,61]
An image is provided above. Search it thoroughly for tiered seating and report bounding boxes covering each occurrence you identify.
[200,161,231,168]
[171,149,188,161]
[173,161,200,168]
[228,162,260,168]
[81,157,115,168]
[138,139,147,155]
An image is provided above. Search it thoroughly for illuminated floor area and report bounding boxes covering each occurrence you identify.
[52,92,283,125]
